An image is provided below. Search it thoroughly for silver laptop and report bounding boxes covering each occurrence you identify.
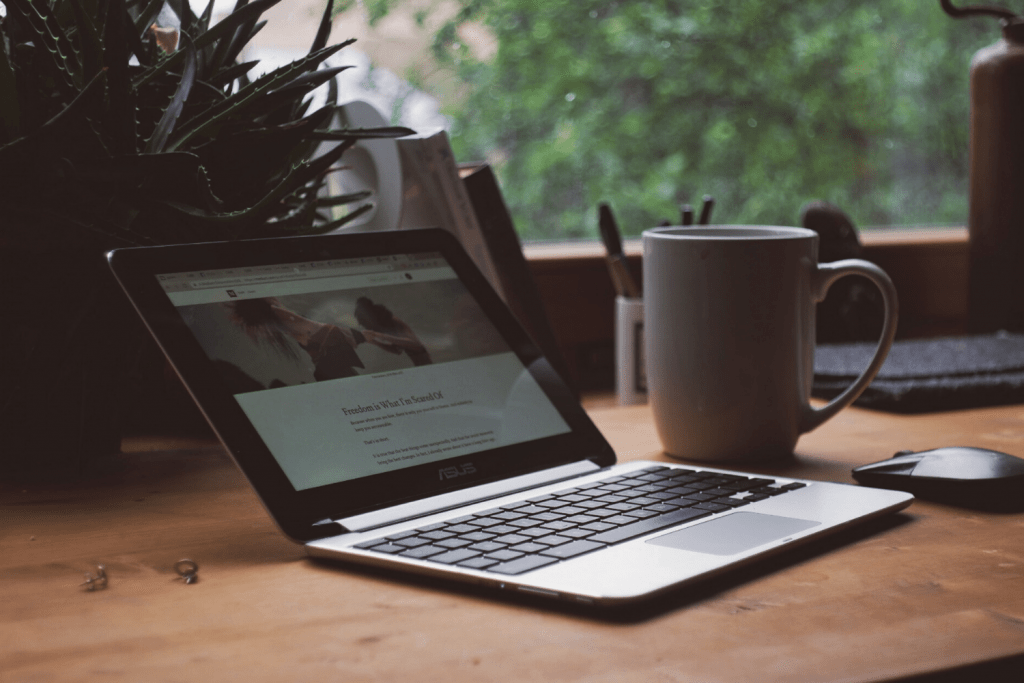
[107,227,913,607]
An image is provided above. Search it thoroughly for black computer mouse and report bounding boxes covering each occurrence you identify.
[852,447,1024,512]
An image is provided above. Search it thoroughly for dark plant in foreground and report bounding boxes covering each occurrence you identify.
[0,0,412,249]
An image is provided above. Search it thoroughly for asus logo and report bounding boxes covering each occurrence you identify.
[438,463,476,480]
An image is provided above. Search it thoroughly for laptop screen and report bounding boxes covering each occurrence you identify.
[156,250,572,491]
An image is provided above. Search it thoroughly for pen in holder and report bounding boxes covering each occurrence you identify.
[599,203,645,404]
[615,296,646,405]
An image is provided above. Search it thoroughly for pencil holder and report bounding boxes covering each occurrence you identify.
[615,296,646,405]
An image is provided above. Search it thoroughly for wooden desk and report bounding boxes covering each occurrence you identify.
[4,402,1024,682]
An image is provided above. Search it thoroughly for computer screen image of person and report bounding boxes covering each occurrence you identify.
[176,276,510,393]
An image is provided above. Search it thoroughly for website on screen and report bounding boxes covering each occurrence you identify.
[159,253,570,490]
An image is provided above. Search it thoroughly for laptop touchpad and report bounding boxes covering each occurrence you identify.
[647,512,820,556]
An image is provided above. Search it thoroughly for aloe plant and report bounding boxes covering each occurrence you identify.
[0,0,412,248]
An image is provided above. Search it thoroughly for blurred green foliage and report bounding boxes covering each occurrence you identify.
[376,1,1009,239]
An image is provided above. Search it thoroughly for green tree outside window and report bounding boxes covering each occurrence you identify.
[349,0,1002,239]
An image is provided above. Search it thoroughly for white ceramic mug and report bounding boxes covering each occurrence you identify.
[642,226,898,462]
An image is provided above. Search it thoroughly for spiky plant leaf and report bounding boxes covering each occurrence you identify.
[68,0,105,80]
[145,32,197,153]
[4,0,81,93]
[313,127,421,141]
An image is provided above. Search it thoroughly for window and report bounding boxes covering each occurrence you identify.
[230,1,1002,240]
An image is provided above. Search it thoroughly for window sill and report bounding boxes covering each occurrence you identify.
[523,226,967,261]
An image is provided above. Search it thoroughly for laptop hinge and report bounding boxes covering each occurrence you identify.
[336,460,603,533]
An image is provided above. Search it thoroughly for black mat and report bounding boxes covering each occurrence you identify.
[813,332,1024,413]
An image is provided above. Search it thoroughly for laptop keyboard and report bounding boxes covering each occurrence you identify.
[353,465,806,576]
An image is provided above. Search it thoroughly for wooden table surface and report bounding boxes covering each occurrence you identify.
[3,401,1024,682]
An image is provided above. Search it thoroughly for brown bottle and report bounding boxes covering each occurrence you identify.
[943,2,1024,332]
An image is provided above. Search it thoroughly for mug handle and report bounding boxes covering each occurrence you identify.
[800,259,899,433]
